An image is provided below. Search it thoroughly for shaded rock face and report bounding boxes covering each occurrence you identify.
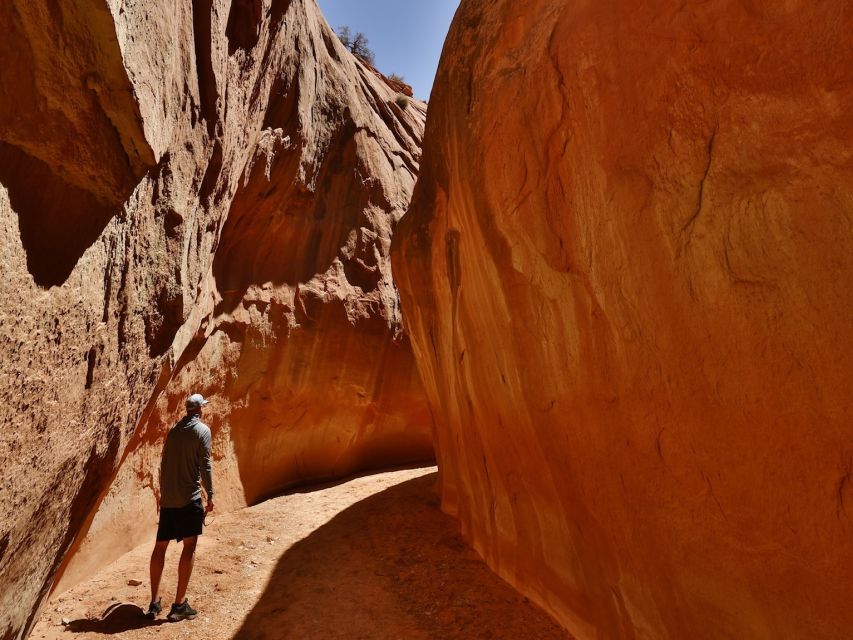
[394,1,853,638]
[0,0,431,636]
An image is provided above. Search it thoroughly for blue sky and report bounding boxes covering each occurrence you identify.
[316,0,460,100]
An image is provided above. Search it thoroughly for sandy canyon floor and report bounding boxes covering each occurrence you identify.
[32,467,570,639]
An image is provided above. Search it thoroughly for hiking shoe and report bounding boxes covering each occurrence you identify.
[167,600,198,622]
[145,598,162,620]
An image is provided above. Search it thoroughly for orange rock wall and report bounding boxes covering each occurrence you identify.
[0,0,432,636]
[394,1,853,638]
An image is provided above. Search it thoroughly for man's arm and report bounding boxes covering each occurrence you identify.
[200,427,214,511]
[156,438,167,513]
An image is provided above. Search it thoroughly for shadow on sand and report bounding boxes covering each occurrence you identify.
[64,603,168,634]
[233,472,570,640]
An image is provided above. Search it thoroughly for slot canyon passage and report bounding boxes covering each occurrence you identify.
[0,1,851,640]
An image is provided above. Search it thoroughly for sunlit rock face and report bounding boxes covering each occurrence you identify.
[393,1,853,638]
[0,0,432,636]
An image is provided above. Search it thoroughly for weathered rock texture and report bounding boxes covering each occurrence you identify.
[0,0,431,636]
[394,1,853,638]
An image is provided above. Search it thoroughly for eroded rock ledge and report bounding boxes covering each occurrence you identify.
[394,1,853,638]
[0,1,432,636]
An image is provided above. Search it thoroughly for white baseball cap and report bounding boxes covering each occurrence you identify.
[185,393,209,410]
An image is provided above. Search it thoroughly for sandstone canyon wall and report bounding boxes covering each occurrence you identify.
[0,1,431,637]
[394,1,853,638]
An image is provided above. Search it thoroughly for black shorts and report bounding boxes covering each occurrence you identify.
[156,498,204,542]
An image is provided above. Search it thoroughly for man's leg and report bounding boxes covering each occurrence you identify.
[149,540,169,603]
[174,536,197,604]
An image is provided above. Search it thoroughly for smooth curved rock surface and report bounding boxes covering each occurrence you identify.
[0,1,432,636]
[394,1,853,638]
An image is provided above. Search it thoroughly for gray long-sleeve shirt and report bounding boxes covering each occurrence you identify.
[159,414,214,508]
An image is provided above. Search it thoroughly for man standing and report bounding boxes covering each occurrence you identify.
[146,393,214,622]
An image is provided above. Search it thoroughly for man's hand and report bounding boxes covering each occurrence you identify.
[206,501,215,513]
